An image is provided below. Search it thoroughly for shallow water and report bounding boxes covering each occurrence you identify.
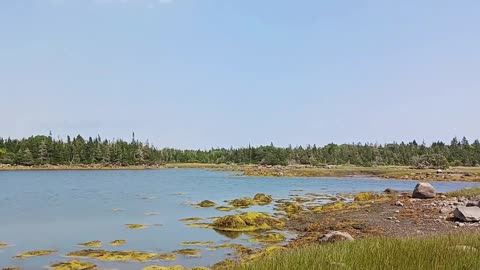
[0,169,478,269]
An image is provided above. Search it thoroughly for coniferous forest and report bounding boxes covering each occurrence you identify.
[0,134,479,168]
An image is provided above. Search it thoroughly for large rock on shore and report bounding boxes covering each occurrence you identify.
[318,231,354,243]
[453,206,480,222]
[412,183,436,199]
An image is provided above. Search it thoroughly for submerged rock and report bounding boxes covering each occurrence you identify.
[125,224,148,229]
[109,240,126,246]
[248,232,286,243]
[215,206,235,212]
[50,260,97,270]
[198,200,216,207]
[77,241,102,248]
[14,250,57,259]
[318,231,354,243]
[65,249,158,262]
[181,241,213,246]
[412,183,436,199]
[179,217,204,222]
[211,212,284,232]
[453,206,480,222]
[0,242,8,248]
[173,249,201,257]
[157,253,177,261]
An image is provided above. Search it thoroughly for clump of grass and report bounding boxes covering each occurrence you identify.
[231,233,480,270]
[447,187,480,198]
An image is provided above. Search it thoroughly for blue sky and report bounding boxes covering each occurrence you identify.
[1,0,479,149]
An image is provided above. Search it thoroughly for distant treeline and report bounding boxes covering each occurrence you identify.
[0,135,479,168]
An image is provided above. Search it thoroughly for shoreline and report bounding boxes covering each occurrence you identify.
[1,163,480,182]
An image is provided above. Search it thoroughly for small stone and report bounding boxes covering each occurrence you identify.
[394,201,404,207]
[395,210,400,213]
[318,231,354,243]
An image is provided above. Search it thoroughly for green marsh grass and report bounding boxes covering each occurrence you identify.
[231,233,480,270]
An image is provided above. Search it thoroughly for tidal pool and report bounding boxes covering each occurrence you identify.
[0,169,478,269]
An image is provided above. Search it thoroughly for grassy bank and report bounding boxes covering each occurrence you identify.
[231,233,480,270]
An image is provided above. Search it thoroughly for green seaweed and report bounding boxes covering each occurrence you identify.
[50,260,97,270]
[181,241,214,246]
[253,193,273,205]
[125,224,148,229]
[14,250,57,259]
[211,212,284,232]
[157,253,177,261]
[77,241,102,248]
[179,217,204,222]
[65,249,158,262]
[173,249,201,257]
[109,240,126,246]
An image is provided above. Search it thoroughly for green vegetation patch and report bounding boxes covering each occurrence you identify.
[248,233,286,243]
[14,250,57,259]
[232,233,480,270]
[173,249,202,257]
[253,193,273,205]
[142,266,210,270]
[181,241,214,246]
[77,241,102,248]
[180,217,205,222]
[216,206,235,212]
[198,200,217,207]
[447,187,480,198]
[65,249,158,262]
[125,224,148,229]
[312,201,361,213]
[50,260,97,270]
[211,212,284,232]
[157,253,177,261]
[109,240,126,246]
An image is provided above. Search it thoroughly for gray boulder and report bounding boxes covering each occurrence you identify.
[412,183,436,199]
[453,206,480,222]
[318,231,354,243]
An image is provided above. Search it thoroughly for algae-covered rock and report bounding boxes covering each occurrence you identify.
[215,206,235,212]
[65,249,158,262]
[354,192,378,202]
[253,193,273,205]
[312,202,360,213]
[125,224,148,229]
[50,260,97,270]
[77,241,102,248]
[198,200,216,207]
[181,241,213,246]
[172,249,201,257]
[212,212,284,232]
[277,202,304,216]
[109,240,126,246]
[14,250,57,259]
[180,217,204,222]
[248,232,286,243]
[229,197,256,208]
[0,242,8,248]
[2,268,22,270]
[157,253,177,261]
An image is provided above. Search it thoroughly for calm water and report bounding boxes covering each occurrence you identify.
[0,169,478,269]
